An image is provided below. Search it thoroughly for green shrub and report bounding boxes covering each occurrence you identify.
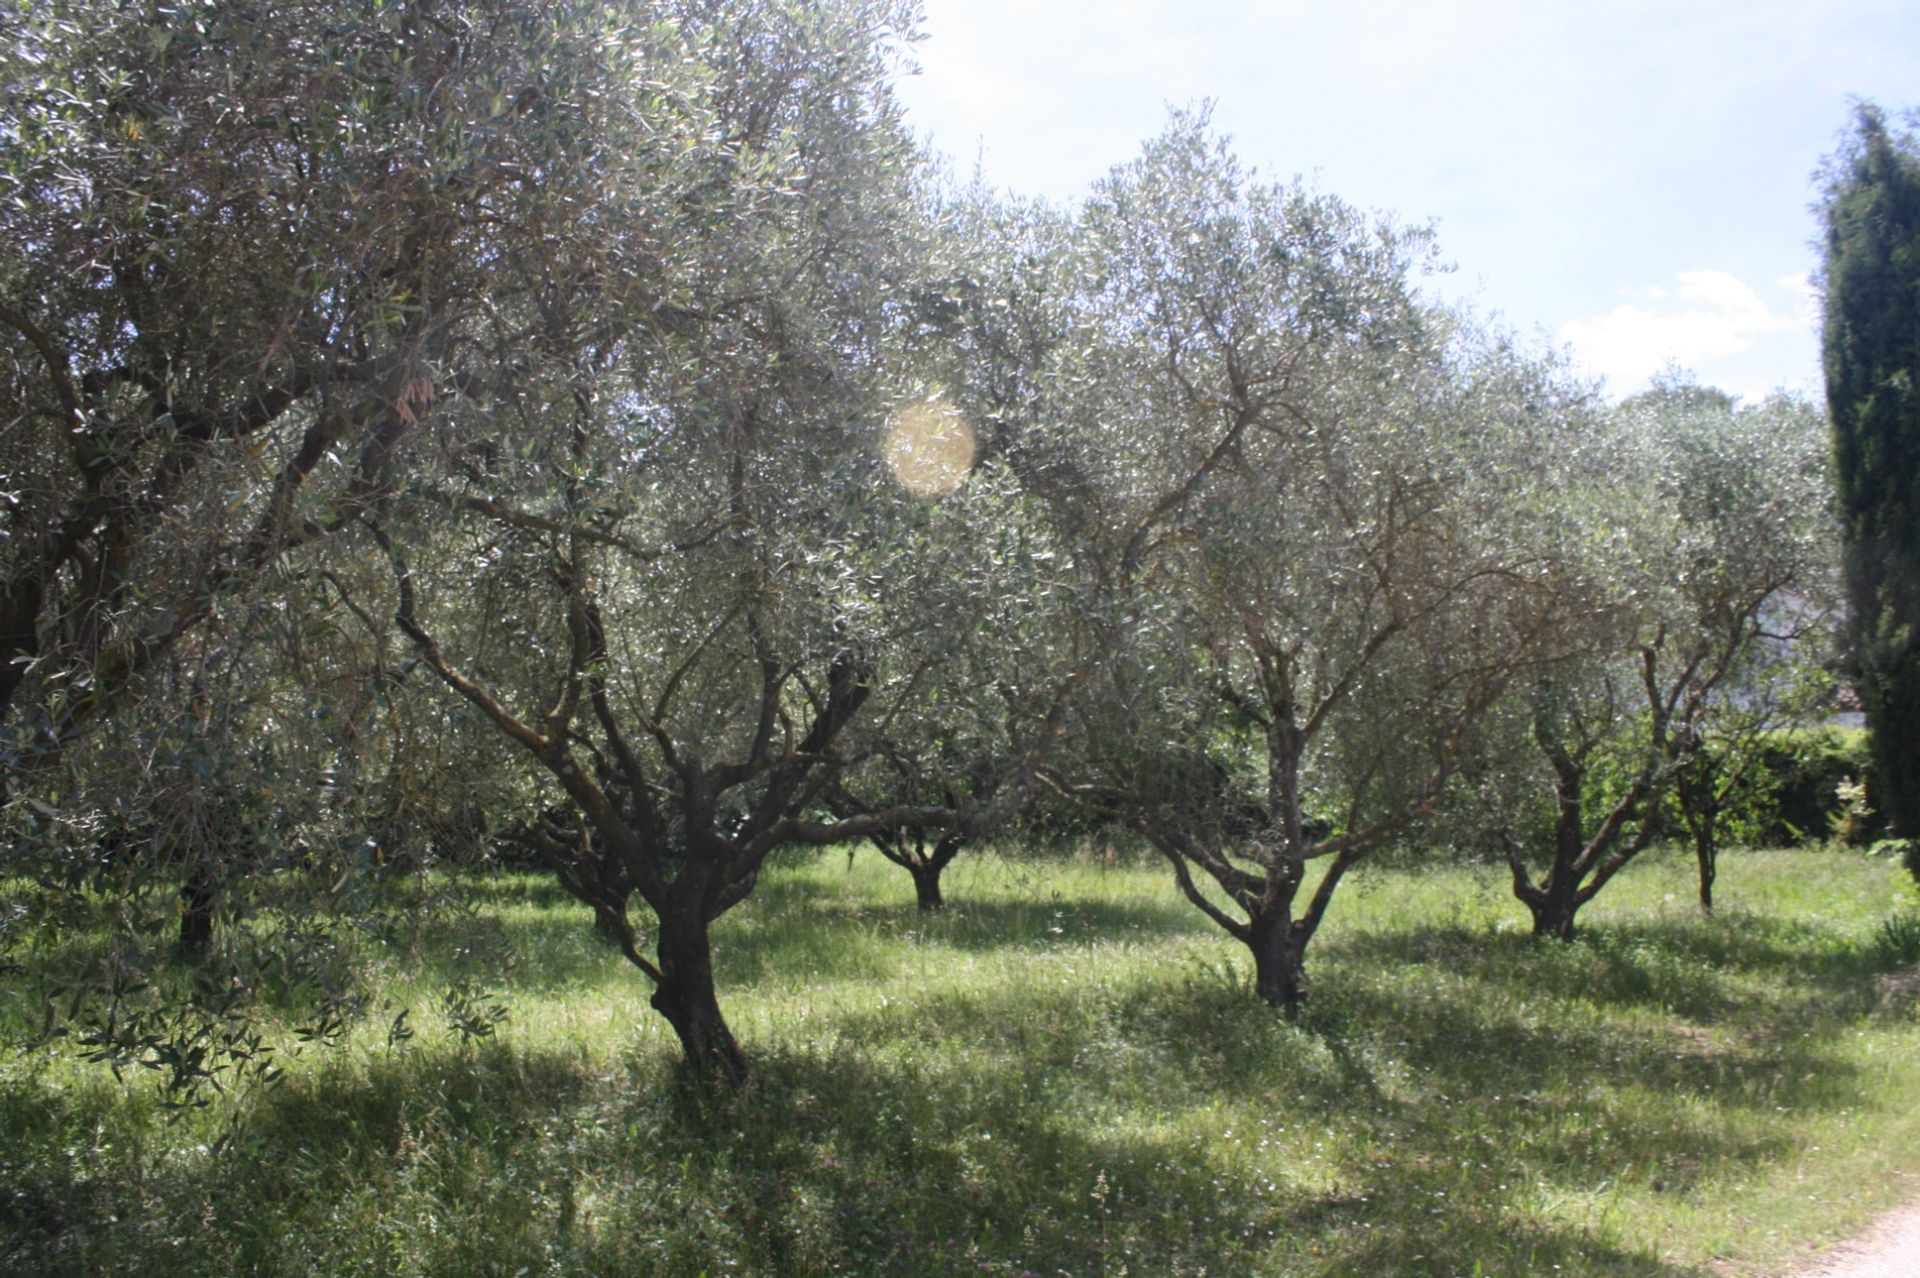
[1873,910,1920,966]
[1756,726,1880,847]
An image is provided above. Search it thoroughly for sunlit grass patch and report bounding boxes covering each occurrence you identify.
[3,845,1918,1276]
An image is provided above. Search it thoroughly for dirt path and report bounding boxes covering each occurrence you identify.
[1786,1195,1920,1278]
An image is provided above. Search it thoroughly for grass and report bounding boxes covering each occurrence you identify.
[3,844,1919,1276]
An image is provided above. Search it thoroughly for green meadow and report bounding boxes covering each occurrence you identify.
[5,845,1918,1277]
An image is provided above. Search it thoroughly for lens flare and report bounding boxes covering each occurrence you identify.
[881,397,976,498]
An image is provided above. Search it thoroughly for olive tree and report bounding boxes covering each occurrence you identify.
[821,467,1076,911]
[1503,383,1836,937]
[808,187,1092,912]
[1026,116,1576,1009]
[0,0,711,947]
[0,0,665,783]
[363,0,1082,1080]
[0,0,702,1094]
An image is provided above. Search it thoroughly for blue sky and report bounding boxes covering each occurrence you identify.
[893,0,1920,402]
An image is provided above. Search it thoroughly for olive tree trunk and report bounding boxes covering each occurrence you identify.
[649,910,748,1084]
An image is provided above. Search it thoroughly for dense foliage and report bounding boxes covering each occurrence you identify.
[1821,103,1920,873]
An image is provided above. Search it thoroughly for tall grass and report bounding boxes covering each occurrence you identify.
[4,845,1917,1276]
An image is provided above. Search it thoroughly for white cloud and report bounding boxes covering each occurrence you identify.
[1559,270,1809,392]
[1775,271,1821,327]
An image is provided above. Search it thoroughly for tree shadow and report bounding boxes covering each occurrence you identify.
[6,975,1759,1278]
[6,881,1898,1277]
[710,870,1205,989]
[761,945,1829,1246]
[1322,910,1885,1027]
[397,865,1206,996]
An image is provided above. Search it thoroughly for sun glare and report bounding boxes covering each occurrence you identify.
[881,397,976,497]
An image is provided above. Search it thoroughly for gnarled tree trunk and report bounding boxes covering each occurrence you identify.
[1247,914,1306,1013]
[907,860,947,911]
[1524,880,1582,941]
[650,910,748,1084]
[1513,739,1593,941]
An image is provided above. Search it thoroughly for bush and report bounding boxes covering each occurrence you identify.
[1873,910,1920,966]
[1754,726,1881,847]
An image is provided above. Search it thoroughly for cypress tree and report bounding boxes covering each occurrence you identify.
[1821,103,1920,874]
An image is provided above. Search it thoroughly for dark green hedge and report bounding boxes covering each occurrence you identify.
[1754,725,1881,847]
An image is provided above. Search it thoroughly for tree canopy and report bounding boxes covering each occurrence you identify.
[1821,102,1920,867]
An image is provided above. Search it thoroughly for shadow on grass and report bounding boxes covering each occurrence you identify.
[738,864,1202,945]
[403,866,1206,996]
[7,879,1896,1276]
[717,891,1205,987]
[1318,910,1899,1066]
[1330,910,1882,1013]
[3,1028,1712,1277]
